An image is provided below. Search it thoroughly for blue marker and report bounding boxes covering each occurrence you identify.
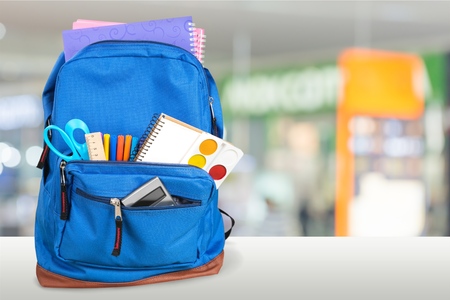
[129,136,139,161]
[109,134,117,161]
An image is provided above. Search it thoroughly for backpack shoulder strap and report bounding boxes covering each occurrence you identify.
[42,52,65,122]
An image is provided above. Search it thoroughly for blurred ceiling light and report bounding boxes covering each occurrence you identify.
[0,22,5,40]
[0,143,9,157]
[26,146,43,167]
[0,145,21,168]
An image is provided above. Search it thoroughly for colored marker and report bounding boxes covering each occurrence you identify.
[109,134,117,161]
[129,136,139,161]
[103,134,110,161]
[116,135,125,161]
[123,135,132,161]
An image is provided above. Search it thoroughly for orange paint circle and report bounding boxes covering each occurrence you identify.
[199,139,217,155]
[188,154,206,168]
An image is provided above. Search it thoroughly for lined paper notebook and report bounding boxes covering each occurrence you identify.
[134,113,243,188]
[134,114,202,164]
[65,17,206,63]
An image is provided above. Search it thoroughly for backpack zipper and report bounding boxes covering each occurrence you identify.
[110,198,123,256]
[208,96,218,136]
[59,160,69,220]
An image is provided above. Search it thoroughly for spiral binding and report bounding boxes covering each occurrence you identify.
[189,23,206,64]
[133,113,166,161]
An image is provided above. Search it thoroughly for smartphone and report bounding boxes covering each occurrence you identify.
[121,177,175,207]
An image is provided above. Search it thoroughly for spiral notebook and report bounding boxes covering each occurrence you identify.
[134,113,243,188]
[65,17,206,63]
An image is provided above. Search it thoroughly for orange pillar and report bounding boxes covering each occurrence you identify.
[335,48,425,236]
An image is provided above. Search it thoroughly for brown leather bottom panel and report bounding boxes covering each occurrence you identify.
[36,251,224,288]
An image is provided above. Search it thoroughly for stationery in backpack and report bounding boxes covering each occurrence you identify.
[72,19,207,64]
[64,16,206,62]
[134,113,243,188]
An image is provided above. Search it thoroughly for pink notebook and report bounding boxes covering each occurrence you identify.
[72,19,121,29]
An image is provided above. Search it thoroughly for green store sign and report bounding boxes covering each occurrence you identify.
[219,53,445,117]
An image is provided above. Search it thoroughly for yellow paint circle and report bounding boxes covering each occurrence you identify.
[199,139,218,155]
[188,154,207,168]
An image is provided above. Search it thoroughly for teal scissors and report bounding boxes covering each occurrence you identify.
[43,119,90,161]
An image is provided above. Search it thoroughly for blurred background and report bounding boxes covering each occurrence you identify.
[1,1,449,236]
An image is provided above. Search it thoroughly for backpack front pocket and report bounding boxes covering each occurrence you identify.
[58,161,217,269]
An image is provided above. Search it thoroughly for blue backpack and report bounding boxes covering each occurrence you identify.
[34,41,233,288]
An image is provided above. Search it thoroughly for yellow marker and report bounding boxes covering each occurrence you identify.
[103,134,110,161]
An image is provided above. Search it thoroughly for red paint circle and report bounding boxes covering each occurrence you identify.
[209,165,227,180]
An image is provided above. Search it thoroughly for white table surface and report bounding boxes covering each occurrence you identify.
[1,236,450,300]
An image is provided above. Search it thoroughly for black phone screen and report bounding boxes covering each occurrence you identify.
[130,187,166,207]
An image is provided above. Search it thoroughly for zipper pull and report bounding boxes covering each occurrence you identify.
[37,117,52,169]
[209,96,218,137]
[36,144,50,169]
[110,198,123,256]
[110,198,122,221]
[59,161,69,220]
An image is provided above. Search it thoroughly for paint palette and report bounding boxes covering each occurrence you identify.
[180,132,243,188]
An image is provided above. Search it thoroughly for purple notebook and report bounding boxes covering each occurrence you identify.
[63,16,195,61]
